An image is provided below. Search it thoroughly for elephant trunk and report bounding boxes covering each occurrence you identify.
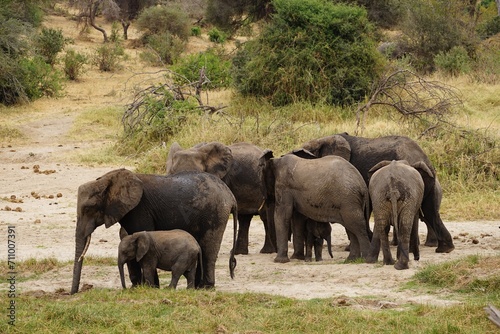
[70,234,91,294]
[118,257,127,289]
[229,205,238,279]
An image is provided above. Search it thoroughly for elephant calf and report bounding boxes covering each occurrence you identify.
[304,220,333,262]
[367,160,433,270]
[118,230,203,289]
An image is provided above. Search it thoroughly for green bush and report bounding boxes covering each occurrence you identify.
[434,46,471,77]
[140,32,184,66]
[232,0,383,106]
[92,42,124,72]
[63,49,88,80]
[18,56,63,99]
[171,48,232,89]
[191,26,201,37]
[33,27,69,66]
[477,16,500,39]
[136,6,190,41]
[208,27,226,43]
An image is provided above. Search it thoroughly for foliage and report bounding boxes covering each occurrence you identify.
[477,16,500,39]
[92,42,125,72]
[434,46,472,77]
[171,48,232,89]
[232,0,383,106]
[136,5,190,41]
[33,27,70,66]
[468,46,500,84]
[206,0,271,35]
[18,56,64,99]
[140,32,185,66]
[207,27,227,43]
[62,49,88,80]
[191,26,201,37]
[397,0,479,73]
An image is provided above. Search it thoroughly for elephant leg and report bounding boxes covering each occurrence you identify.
[234,214,252,255]
[410,214,420,261]
[142,266,160,288]
[366,229,381,263]
[377,222,395,266]
[260,209,277,254]
[273,202,293,263]
[344,230,361,262]
[304,226,314,262]
[198,228,225,288]
[185,266,196,289]
[314,237,324,262]
[421,193,454,253]
[127,260,143,287]
[394,221,411,270]
[291,214,307,260]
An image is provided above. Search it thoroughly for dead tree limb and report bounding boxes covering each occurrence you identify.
[356,69,463,135]
[485,305,500,328]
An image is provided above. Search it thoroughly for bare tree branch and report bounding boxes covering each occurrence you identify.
[356,69,463,135]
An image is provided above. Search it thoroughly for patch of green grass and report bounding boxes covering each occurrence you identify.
[0,286,498,333]
[0,125,25,142]
[66,106,123,142]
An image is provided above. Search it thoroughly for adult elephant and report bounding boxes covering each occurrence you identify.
[259,150,371,263]
[166,141,276,255]
[298,133,454,253]
[70,169,237,294]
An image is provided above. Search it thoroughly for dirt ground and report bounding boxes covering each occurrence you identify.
[0,13,499,308]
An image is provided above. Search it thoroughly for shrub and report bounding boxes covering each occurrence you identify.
[232,0,383,106]
[208,27,226,43]
[18,56,63,99]
[63,49,88,80]
[140,32,184,66]
[33,27,69,66]
[171,48,232,89]
[136,6,190,41]
[434,46,471,77]
[191,26,201,37]
[92,42,124,72]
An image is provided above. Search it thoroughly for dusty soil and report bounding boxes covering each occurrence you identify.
[0,13,499,308]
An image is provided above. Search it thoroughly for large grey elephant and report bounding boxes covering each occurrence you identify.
[304,220,333,262]
[298,133,454,253]
[166,141,276,255]
[259,151,371,263]
[366,160,433,269]
[70,169,237,294]
[118,230,202,289]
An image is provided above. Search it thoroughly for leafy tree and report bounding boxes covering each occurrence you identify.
[398,0,480,73]
[232,0,383,106]
[136,5,191,41]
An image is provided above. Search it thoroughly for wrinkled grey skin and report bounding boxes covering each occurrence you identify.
[166,141,276,255]
[299,133,454,253]
[304,220,333,262]
[71,169,237,294]
[366,160,433,270]
[118,230,203,289]
[259,151,371,263]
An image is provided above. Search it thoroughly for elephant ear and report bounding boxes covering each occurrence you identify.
[135,231,150,262]
[258,150,275,201]
[291,148,317,159]
[302,135,351,160]
[411,161,435,187]
[100,169,143,228]
[166,142,182,175]
[197,142,233,179]
[368,160,393,179]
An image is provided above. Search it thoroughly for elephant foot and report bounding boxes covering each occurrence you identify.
[365,256,377,264]
[274,255,290,263]
[290,253,305,260]
[305,257,312,262]
[424,239,438,247]
[383,258,396,266]
[234,247,249,255]
[394,261,409,270]
[315,257,323,262]
[260,245,277,254]
[435,243,455,253]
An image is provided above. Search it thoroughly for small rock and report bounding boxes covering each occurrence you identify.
[14,207,22,212]
[4,206,12,211]
[472,238,479,244]
[34,219,41,224]
[99,239,108,243]
[57,193,63,198]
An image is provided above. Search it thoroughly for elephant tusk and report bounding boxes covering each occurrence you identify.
[78,235,91,262]
[258,200,265,211]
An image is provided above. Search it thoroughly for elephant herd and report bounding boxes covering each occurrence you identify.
[70,133,455,294]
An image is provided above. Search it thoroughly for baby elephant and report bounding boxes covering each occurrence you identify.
[118,230,203,289]
[305,220,334,262]
[367,160,433,270]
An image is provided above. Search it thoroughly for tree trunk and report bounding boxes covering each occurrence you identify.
[90,0,108,42]
[496,0,500,16]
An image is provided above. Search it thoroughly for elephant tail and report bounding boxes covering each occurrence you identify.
[389,188,400,245]
[326,235,334,258]
[229,204,238,279]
